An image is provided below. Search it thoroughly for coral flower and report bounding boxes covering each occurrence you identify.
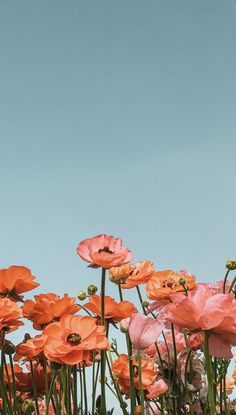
[77,234,132,269]
[23,293,80,330]
[0,266,39,301]
[112,354,156,394]
[15,334,46,361]
[161,284,236,358]
[14,363,51,396]
[146,379,168,399]
[0,297,23,332]
[128,313,164,350]
[43,314,109,365]
[109,264,135,282]
[84,295,137,322]
[120,261,155,289]
[146,269,196,300]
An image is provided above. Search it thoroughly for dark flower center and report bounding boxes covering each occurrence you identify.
[67,333,82,346]
[98,246,114,255]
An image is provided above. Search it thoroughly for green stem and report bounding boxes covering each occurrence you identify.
[127,334,136,414]
[205,333,216,415]
[46,369,58,415]
[223,374,228,415]
[30,360,40,415]
[170,324,177,415]
[79,366,83,413]
[9,354,17,414]
[82,366,88,415]
[137,353,145,415]
[136,286,146,314]
[100,267,107,413]
[73,365,78,415]
[92,361,100,414]
[223,269,230,293]
[184,349,193,415]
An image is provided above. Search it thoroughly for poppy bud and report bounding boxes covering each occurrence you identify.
[77,291,87,301]
[226,260,236,270]
[179,278,186,285]
[22,399,35,414]
[142,301,149,308]
[24,333,31,343]
[87,284,98,295]
[3,342,16,355]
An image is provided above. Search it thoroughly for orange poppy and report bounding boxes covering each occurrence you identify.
[23,293,80,330]
[112,354,157,394]
[0,297,23,332]
[109,264,135,282]
[43,314,109,365]
[84,295,137,322]
[146,270,196,300]
[120,261,155,289]
[77,234,132,269]
[15,334,46,361]
[0,266,39,301]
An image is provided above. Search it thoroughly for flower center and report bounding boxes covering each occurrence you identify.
[67,333,82,346]
[98,246,114,254]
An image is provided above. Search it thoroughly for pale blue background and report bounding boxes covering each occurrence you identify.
[0,0,236,410]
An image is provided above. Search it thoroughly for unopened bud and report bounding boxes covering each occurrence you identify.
[142,301,149,308]
[3,342,16,355]
[23,333,31,343]
[22,399,35,414]
[179,278,186,285]
[87,284,98,295]
[226,260,236,271]
[77,291,87,301]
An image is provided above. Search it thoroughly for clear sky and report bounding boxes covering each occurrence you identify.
[0,0,236,329]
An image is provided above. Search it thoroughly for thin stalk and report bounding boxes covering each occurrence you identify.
[127,333,136,414]
[223,374,228,415]
[9,354,17,414]
[79,366,83,414]
[30,360,40,415]
[136,286,146,314]
[170,324,177,415]
[100,267,107,413]
[92,361,100,415]
[106,353,129,415]
[118,283,124,301]
[184,349,193,415]
[73,365,78,415]
[137,353,145,415]
[82,366,88,415]
[205,333,216,415]
[60,367,66,415]
[66,366,72,415]
[223,269,230,294]
[46,369,58,415]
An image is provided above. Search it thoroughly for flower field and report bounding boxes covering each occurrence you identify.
[0,234,236,414]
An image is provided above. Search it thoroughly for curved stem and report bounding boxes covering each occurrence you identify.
[223,269,230,293]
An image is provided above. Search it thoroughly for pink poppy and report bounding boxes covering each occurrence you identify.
[77,234,132,269]
[146,379,168,399]
[128,313,164,350]
[161,284,236,358]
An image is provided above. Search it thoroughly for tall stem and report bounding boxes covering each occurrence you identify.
[100,267,107,414]
[137,353,145,415]
[127,334,136,414]
[30,360,40,415]
[205,333,216,415]
[73,365,77,415]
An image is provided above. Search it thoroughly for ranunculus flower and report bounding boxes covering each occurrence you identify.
[120,261,155,289]
[0,266,39,301]
[23,293,80,330]
[112,354,157,394]
[43,314,109,365]
[146,269,196,300]
[161,284,236,358]
[84,295,137,322]
[77,234,132,269]
[15,334,46,361]
[146,379,168,399]
[109,264,135,282]
[0,297,23,332]
[128,313,164,350]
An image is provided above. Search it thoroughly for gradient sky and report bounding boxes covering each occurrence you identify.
[0,1,236,407]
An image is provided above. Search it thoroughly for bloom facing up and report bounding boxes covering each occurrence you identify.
[161,284,236,358]
[43,314,109,365]
[128,313,164,350]
[146,379,168,399]
[15,334,47,361]
[23,293,80,330]
[146,270,196,300]
[84,295,137,322]
[77,234,132,269]
[0,266,39,301]
[112,354,157,394]
[0,297,23,332]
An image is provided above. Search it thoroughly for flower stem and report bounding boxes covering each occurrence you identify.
[205,332,216,415]
[127,334,136,414]
[73,365,78,415]
[100,267,107,414]
[30,360,40,415]
[82,366,88,415]
[137,353,145,415]
[223,269,230,293]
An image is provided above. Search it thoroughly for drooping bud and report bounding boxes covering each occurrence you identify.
[22,399,35,414]
[226,260,236,271]
[87,284,98,295]
[3,342,16,355]
[77,291,87,301]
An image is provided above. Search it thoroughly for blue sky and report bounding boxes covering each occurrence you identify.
[0,0,236,339]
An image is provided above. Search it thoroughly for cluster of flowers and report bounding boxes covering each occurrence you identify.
[0,234,236,415]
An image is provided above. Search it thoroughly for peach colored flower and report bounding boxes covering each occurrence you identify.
[0,297,23,332]
[146,379,168,399]
[15,334,46,361]
[23,293,80,330]
[0,266,39,301]
[129,313,164,350]
[120,261,155,289]
[109,264,135,282]
[84,295,137,322]
[146,269,196,300]
[161,284,236,358]
[112,354,157,394]
[43,314,109,365]
[77,234,132,269]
